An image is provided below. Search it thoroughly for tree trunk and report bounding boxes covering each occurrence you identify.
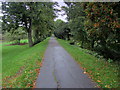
[34,29,39,44]
[67,34,70,41]
[91,39,95,49]
[81,40,84,48]
[17,39,20,45]
[25,17,33,47]
[28,28,33,47]
[101,39,107,49]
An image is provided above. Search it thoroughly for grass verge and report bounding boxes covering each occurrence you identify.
[57,39,119,88]
[2,38,49,88]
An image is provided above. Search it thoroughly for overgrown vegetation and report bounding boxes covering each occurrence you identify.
[57,39,120,88]
[3,27,27,45]
[2,38,49,88]
[54,2,120,61]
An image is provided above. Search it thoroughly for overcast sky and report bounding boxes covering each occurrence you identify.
[0,2,3,17]
[53,0,68,22]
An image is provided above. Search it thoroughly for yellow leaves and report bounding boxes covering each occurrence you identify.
[26,83,33,87]
[40,63,43,67]
[29,71,33,74]
[105,85,110,88]
[97,80,101,82]
[110,9,113,15]
[35,68,40,74]
[110,11,113,15]
[96,80,112,88]
[9,85,12,88]
[94,23,100,27]
[112,21,120,28]
[101,19,105,22]
[115,24,120,28]
[88,13,91,17]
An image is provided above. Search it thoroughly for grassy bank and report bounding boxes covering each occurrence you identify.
[2,38,49,88]
[57,39,119,88]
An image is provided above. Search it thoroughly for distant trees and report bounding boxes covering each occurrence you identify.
[2,2,56,47]
[84,2,120,60]
[4,27,27,44]
[54,19,70,40]
[57,2,120,60]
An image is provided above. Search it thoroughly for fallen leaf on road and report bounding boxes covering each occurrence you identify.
[105,85,110,88]
[97,80,101,82]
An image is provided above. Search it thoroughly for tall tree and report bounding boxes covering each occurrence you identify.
[2,2,56,47]
[62,2,120,60]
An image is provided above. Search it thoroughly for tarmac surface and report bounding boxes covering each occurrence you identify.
[36,37,97,88]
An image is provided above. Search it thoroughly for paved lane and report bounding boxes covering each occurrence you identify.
[36,37,97,88]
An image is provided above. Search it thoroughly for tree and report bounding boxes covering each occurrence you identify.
[2,2,56,47]
[62,2,87,47]
[84,2,120,59]
[62,2,120,60]
[54,19,70,40]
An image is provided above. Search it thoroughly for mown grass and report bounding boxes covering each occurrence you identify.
[57,39,119,88]
[2,38,49,88]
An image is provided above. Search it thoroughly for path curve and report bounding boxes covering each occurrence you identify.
[36,37,97,88]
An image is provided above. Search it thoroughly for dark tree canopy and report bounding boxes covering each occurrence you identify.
[56,2,120,61]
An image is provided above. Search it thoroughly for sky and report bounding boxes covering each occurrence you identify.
[53,0,68,22]
[0,2,3,17]
[0,2,3,22]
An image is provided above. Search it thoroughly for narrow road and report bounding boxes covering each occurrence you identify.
[36,37,97,88]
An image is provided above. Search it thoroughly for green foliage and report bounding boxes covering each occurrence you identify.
[84,2,120,60]
[54,19,70,40]
[4,27,27,44]
[2,2,56,47]
[62,3,88,48]
[61,2,120,60]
